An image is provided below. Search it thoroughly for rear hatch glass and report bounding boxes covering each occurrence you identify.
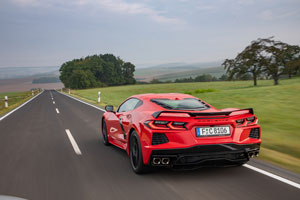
[151,98,210,111]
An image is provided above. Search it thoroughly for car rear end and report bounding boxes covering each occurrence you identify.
[142,108,261,168]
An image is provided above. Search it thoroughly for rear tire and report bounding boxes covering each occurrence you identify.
[102,119,110,146]
[129,131,149,174]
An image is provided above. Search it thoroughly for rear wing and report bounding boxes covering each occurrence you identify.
[152,108,254,118]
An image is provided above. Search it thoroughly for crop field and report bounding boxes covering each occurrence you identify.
[71,78,300,173]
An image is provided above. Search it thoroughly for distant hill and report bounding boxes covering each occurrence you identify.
[0,66,63,92]
[134,61,225,82]
[0,66,60,80]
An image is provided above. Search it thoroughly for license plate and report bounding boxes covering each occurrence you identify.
[196,126,230,137]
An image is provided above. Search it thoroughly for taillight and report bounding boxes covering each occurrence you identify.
[236,119,245,126]
[145,121,187,130]
[246,117,255,124]
[236,116,257,126]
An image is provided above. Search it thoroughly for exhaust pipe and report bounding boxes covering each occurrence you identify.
[153,158,161,165]
[248,152,254,158]
[161,158,170,165]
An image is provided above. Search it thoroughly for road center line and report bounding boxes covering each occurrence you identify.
[244,164,300,189]
[65,129,82,155]
[56,108,60,114]
[53,101,55,104]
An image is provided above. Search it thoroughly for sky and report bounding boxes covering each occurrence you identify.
[0,0,300,68]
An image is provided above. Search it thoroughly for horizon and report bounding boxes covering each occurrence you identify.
[0,60,224,69]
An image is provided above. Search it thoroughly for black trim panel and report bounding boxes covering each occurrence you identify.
[149,143,260,166]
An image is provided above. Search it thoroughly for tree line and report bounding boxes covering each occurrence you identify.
[145,74,228,84]
[59,54,136,89]
[223,37,300,86]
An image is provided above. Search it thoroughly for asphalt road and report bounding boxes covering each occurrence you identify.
[0,90,299,200]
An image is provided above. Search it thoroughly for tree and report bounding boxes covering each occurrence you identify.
[286,57,300,76]
[222,38,266,86]
[194,74,215,82]
[59,54,136,89]
[261,38,300,85]
[69,70,97,89]
[219,74,228,81]
[150,79,162,84]
[283,45,300,78]
[223,37,300,85]
[122,62,136,84]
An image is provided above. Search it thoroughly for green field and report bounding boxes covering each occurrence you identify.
[0,91,34,116]
[70,78,300,173]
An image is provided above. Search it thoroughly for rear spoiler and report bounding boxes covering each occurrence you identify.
[152,108,254,118]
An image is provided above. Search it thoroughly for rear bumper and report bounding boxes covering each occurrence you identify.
[149,143,260,167]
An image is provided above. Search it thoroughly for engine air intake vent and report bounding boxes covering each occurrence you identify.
[152,133,169,145]
[249,128,260,139]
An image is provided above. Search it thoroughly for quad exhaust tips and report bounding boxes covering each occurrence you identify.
[152,157,170,165]
[161,158,170,165]
[248,150,259,158]
[153,158,161,165]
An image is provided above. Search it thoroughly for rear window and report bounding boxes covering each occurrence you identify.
[151,98,210,110]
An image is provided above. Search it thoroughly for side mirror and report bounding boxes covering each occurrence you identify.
[105,105,114,112]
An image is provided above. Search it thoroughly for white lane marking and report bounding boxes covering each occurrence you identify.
[57,91,105,112]
[0,91,44,122]
[244,164,300,189]
[53,101,55,104]
[65,129,82,155]
[56,108,60,114]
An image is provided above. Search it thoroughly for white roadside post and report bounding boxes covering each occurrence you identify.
[69,89,71,95]
[4,96,8,108]
[98,91,101,103]
[32,90,34,96]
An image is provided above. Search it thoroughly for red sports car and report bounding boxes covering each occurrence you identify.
[102,93,261,173]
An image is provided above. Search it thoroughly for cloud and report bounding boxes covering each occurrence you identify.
[85,0,183,24]
[259,10,273,20]
[10,0,39,6]
[9,0,183,24]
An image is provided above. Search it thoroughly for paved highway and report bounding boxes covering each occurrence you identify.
[0,90,299,200]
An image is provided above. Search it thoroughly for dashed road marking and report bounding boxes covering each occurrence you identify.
[56,108,60,114]
[65,129,82,155]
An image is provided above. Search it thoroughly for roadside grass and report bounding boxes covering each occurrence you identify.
[70,78,300,173]
[0,91,34,116]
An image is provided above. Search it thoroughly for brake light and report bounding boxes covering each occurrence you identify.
[230,110,250,116]
[246,117,255,124]
[236,119,245,126]
[236,116,257,126]
[145,120,187,130]
[159,113,190,117]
